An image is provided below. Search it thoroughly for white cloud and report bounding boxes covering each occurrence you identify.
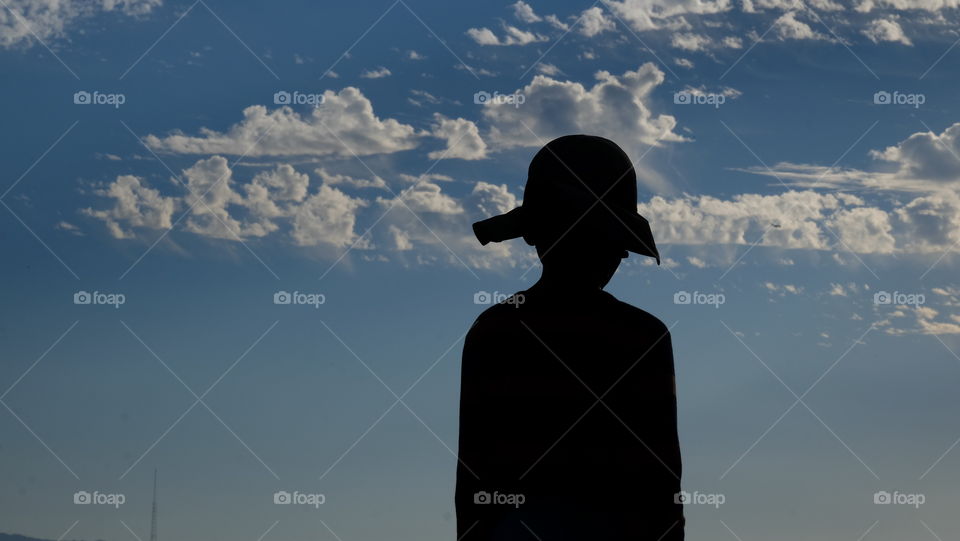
[862,17,913,44]
[671,32,714,51]
[639,189,960,256]
[773,11,829,40]
[721,36,743,48]
[675,57,695,68]
[545,14,571,31]
[481,64,686,190]
[681,85,743,99]
[429,114,488,160]
[870,122,960,184]
[894,191,960,253]
[671,32,745,51]
[511,1,542,23]
[360,66,392,79]
[855,0,960,12]
[466,24,548,46]
[84,157,367,248]
[826,206,896,254]
[577,6,616,36]
[290,185,367,248]
[315,168,387,189]
[741,123,960,192]
[535,62,562,75]
[378,181,463,215]
[82,174,176,239]
[604,0,733,31]
[145,87,421,157]
[469,181,520,217]
[688,256,708,267]
[0,0,162,48]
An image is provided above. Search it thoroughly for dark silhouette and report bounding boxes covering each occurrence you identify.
[456,135,683,540]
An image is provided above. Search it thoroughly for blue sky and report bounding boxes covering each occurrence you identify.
[2,0,960,540]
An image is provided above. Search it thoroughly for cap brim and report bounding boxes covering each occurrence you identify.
[472,206,661,265]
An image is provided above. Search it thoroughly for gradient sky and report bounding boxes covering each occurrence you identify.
[2,1,960,540]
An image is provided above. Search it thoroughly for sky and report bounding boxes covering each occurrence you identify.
[2,0,960,540]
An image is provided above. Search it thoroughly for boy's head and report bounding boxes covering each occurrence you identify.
[472,135,660,281]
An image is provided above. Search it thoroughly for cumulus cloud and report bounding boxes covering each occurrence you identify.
[378,181,463,215]
[638,189,960,256]
[535,62,562,75]
[604,0,732,31]
[360,66,392,78]
[577,7,616,36]
[290,185,367,247]
[145,87,422,157]
[0,0,162,48]
[511,1,542,23]
[429,114,488,160]
[82,174,176,239]
[545,14,571,31]
[862,17,912,44]
[315,168,387,189]
[741,122,960,192]
[671,32,713,51]
[481,63,686,190]
[466,24,548,46]
[773,11,829,40]
[870,122,960,184]
[670,32,745,51]
[894,191,960,253]
[855,0,960,12]
[84,157,366,248]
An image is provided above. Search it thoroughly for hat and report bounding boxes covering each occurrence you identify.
[472,135,660,264]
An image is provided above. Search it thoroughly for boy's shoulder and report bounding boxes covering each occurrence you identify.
[469,290,668,336]
[602,292,670,334]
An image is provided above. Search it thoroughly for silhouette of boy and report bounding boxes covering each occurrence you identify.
[456,135,683,540]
